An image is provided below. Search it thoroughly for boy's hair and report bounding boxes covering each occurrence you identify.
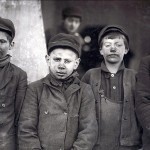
[100,32,129,49]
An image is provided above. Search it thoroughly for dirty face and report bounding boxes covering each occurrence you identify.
[0,31,11,59]
[100,37,128,65]
[46,48,80,80]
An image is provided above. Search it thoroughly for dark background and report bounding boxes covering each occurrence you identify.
[41,0,150,72]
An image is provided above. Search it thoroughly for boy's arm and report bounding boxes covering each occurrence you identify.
[15,71,27,126]
[18,84,42,150]
[72,84,98,150]
[136,57,150,136]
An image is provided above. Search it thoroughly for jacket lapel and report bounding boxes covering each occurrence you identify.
[0,63,13,90]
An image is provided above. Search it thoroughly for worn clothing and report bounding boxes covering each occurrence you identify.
[82,65,142,150]
[18,74,98,150]
[136,55,150,150]
[0,62,27,150]
[101,62,124,102]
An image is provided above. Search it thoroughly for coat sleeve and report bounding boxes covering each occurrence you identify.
[18,84,42,150]
[15,70,27,126]
[72,84,98,150]
[135,56,150,136]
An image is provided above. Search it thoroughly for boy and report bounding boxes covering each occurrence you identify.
[18,33,98,150]
[82,25,142,150]
[0,17,27,150]
[136,55,150,150]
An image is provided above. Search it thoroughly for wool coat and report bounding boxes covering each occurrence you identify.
[82,67,142,149]
[136,55,150,150]
[0,63,27,150]
[18,74,98,150]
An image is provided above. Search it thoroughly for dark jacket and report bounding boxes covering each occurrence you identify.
[0,63,27,150]
[18,74,98,150]
[135,55,150,150]
[82,67,142,149]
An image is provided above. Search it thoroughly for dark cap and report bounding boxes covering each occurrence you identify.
[48,33,81,57]
[98,25,129,45]
[0,17,15,41]
[62,7,82,20]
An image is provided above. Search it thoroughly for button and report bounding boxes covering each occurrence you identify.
[2,103,5,107]
[44,111,48,115]
[123,117,127,120]
[64,112,67,115]
[101,94,104,98]
[113,86,116,89]
[111,74,114,77]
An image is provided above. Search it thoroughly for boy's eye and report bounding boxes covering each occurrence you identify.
[65,60,71,63]
[0,40,7,44]
[104,43,111,47]
[53,58,61,62]
[116,43,123,47]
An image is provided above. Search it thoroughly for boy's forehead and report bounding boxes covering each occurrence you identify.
[0,31,8,39]
[50,48,77,56]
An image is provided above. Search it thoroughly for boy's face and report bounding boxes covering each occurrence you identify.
[100,37,128,64]
[0,31,11,59]
[64,17,81,34]
[46,48,80,80]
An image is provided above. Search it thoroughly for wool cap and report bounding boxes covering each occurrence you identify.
[0,17,15,41]
[48,33,81,57]
[62,7,82,20]
[98,25,129,45]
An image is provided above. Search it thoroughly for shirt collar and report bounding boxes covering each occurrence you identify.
[101,61,125,73]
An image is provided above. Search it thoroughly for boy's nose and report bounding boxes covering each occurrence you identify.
[110,45,117,52]
[58,62,65,69]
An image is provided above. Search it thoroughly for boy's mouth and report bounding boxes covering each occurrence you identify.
[56,72,66,76]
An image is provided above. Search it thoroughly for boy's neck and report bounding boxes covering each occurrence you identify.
[105,61,122,74]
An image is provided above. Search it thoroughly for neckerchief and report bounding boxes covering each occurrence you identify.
[49,71,79,91]
[0,54,11,67]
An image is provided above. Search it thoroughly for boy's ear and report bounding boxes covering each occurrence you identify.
[9,42,15,50]
[74,58,80,70]
[125,48,129,54]
[45,55,50,63]
[99,48,103,55]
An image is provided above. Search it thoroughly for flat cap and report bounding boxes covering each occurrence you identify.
[48,33,81,57]
[62,7,82,20]
[98,25,129,45]
[0,17,15,41]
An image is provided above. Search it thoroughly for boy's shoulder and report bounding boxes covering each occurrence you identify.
[10,63,27,76]
[124,67,137,75]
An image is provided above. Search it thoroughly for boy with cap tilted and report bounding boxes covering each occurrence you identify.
[82,25,142,150]
[18,33,98,150]
[0,17,27,150]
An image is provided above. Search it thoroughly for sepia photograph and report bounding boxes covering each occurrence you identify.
[0,0,150,150]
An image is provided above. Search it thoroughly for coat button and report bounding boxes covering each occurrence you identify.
[111,74,114,77]
[44,111,48,115]
[2,103,5,107]
[113,86,116,89]
[64,112,67,115]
